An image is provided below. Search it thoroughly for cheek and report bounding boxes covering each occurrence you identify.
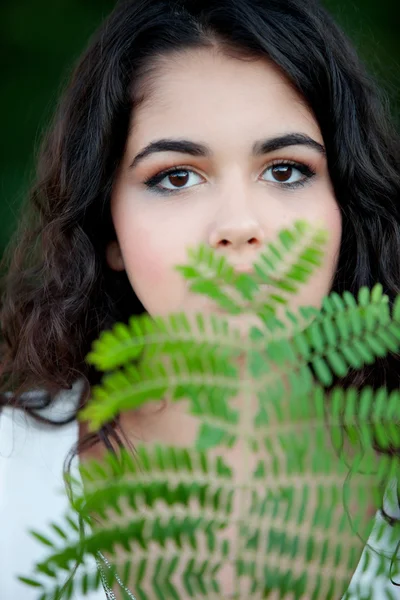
[125,228,171,298]
[113,209,189,315]
[322,199,342,272]
[128,234,167,284]
[294,198,342,309]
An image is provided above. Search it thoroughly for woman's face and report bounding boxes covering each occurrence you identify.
[107,48,342,326]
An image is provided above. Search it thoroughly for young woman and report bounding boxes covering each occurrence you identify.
[1,0,399,598]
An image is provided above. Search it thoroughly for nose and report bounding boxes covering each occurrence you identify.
[208,204,265,252]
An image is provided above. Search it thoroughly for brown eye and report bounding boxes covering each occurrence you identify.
[167,171,190,187]
[145,168,204,193]
[271,165,293,182]
[260,161,315,188]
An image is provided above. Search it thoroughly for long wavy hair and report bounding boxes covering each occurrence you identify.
[1,0,400,470]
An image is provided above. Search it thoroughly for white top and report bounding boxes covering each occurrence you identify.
[0,379,399,599]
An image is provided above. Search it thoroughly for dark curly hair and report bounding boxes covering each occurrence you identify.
[1,0,399,469]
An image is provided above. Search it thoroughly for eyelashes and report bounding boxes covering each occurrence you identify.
[143,160,317,195]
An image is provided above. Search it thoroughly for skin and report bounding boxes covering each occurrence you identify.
[81,48,375,598]
[106,49,341,323]
[102,46,343,443]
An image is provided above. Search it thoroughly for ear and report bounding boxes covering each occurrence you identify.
[105,240,125,271]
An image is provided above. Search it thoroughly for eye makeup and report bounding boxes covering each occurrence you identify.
[142,159,317,196]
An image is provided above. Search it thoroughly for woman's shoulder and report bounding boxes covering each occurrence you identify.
[0,378,84,503]
[0,378,105,599]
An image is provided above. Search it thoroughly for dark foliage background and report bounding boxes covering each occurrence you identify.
[0,0,398,255]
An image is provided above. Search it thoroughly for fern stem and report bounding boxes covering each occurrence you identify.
[234,351,254,596]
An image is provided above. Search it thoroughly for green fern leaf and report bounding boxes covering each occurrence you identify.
[21,223,400,600]
[17,577,44,588]
[29,531,56,549]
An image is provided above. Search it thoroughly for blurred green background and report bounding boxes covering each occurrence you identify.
[1,0,399,255]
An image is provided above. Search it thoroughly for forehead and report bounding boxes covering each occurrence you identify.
[129,48,322,148]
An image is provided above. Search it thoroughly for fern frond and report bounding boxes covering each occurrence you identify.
[252,221,327,308]
[176,221,328,317]
[27,375,400,598]
[81,282,400,436]
[21,224,400,600]
[86,312,244,371]
[252,284,399,387]
[80,351,241,430]
[23,447,239,599]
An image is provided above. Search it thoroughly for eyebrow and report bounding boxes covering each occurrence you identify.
[129,133,326,169]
